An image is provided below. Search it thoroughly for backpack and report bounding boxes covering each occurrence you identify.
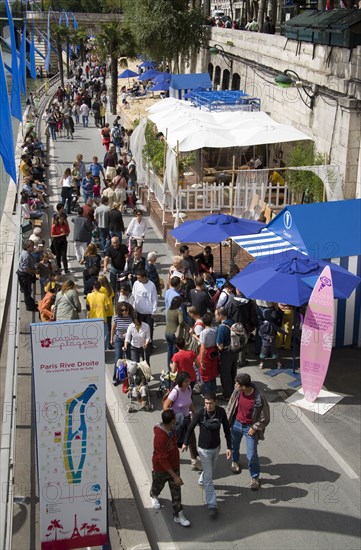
[226,322,248,352]
[113,127,122,140]
[116,359,128,382]
[259,320,275,341]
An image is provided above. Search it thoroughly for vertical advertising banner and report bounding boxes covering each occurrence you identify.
[30,320,107,550]
[300,266,335,403]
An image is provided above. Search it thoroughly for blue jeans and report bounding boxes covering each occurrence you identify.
[82,115,88,127]
[50,126,57,140]
[104,322,109,350]
[109,266,122,293]
[198,446,220,509]
[165,332,176,367]
[82,191,93,203]
[201,378,217,396]
[231,420,260,479]
[99,227,110,251]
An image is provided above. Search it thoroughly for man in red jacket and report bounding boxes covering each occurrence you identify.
[150,409,191,527]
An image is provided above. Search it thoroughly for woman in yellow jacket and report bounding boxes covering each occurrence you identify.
[99,275,115,350]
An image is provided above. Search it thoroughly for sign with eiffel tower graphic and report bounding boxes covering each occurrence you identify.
[31,319,107,549]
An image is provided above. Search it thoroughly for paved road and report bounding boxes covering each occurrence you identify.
[10,98,361,550]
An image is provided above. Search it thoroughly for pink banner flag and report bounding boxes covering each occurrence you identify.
[300,266,334,403]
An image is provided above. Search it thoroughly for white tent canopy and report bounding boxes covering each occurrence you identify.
[147,98,312,152]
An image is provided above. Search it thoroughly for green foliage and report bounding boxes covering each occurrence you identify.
[179,153,196,175]
[94,21,136,114]
[286,142,325,202]
[143,121,165,175]
[42,0,122,12]
[122,0,206,69]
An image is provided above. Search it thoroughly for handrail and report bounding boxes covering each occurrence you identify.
[0,73,59,550]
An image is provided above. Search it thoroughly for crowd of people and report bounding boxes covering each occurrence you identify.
[16,58,296,531]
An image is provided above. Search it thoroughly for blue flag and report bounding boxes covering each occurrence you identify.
[72,13,78,30]
[29,18,37,79]
[0,49,17,184]
[19,19,27,95]
[44,10,51,74]
[4,0,22,120]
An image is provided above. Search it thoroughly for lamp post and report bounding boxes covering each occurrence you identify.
[209,44,233,71]
[274,69,316,110]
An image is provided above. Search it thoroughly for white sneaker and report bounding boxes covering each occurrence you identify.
[174,510,191,527]
[151,496,161,510]
[191,459,202,471]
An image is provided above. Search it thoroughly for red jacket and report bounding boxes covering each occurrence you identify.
[152,424,179,473]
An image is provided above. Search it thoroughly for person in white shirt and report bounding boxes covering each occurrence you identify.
[80,102,90,127]
[132,268,158,340]
[126,209,148,249]
[123,311,151,363]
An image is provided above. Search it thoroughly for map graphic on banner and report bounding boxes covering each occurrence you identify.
[30,319,107,550]
[300,266,335,403]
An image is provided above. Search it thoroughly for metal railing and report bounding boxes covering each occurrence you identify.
[0,73,60,550]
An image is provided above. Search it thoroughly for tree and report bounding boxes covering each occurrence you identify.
[286,142,325,202]
[122,0,206,73]
[50,23,68,87]
[72,27,89,64]
[94,21,136,114]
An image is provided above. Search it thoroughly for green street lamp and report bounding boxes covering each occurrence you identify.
[274,69,316,109]
[209,44,233,70]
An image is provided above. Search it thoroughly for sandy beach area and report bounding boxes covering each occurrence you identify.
[116,59,162,129]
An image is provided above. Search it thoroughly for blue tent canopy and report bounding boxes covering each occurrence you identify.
[267,199,361,259]
[169,73,212,99]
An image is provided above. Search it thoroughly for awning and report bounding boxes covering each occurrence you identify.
[232,228,304,258]
[147,99,311,152]
[169,73,212,90]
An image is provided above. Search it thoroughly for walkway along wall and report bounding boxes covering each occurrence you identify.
[188,28,361,200]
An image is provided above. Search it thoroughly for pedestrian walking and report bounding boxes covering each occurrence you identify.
[17,240,38,311]
[53,280,82,321]
[163,371,202,471]
[123,311,151,364]
[60,168,73,215]
[226,373,270,490]
[182,392,232,518]
[150,409,191,527]
[103,236,129,292]
[51,215,70,273]
[72,207,93,262]
[80,101,89,127]
[94,196,110,251]
[215,307,238,399]
[132,268,158,340]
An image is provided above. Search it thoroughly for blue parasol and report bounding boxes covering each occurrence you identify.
[230,250,361,307]
[138,69,161,81]
[139,60,157,69]
[170,214,265,273]
[153,72,172,83]
[151,79,170,92]
[118,69,138,79]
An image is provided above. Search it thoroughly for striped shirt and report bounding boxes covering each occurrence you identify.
[113,315,133,339]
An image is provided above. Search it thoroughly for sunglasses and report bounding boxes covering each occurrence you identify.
[120,309,128,313]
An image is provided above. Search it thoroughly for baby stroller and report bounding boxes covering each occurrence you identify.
[125,190,138,214]
[70,189,79,213]
[156,369,177,399]
[126,360,154,413]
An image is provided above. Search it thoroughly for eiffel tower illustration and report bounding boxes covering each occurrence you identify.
[70,514,81,539]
